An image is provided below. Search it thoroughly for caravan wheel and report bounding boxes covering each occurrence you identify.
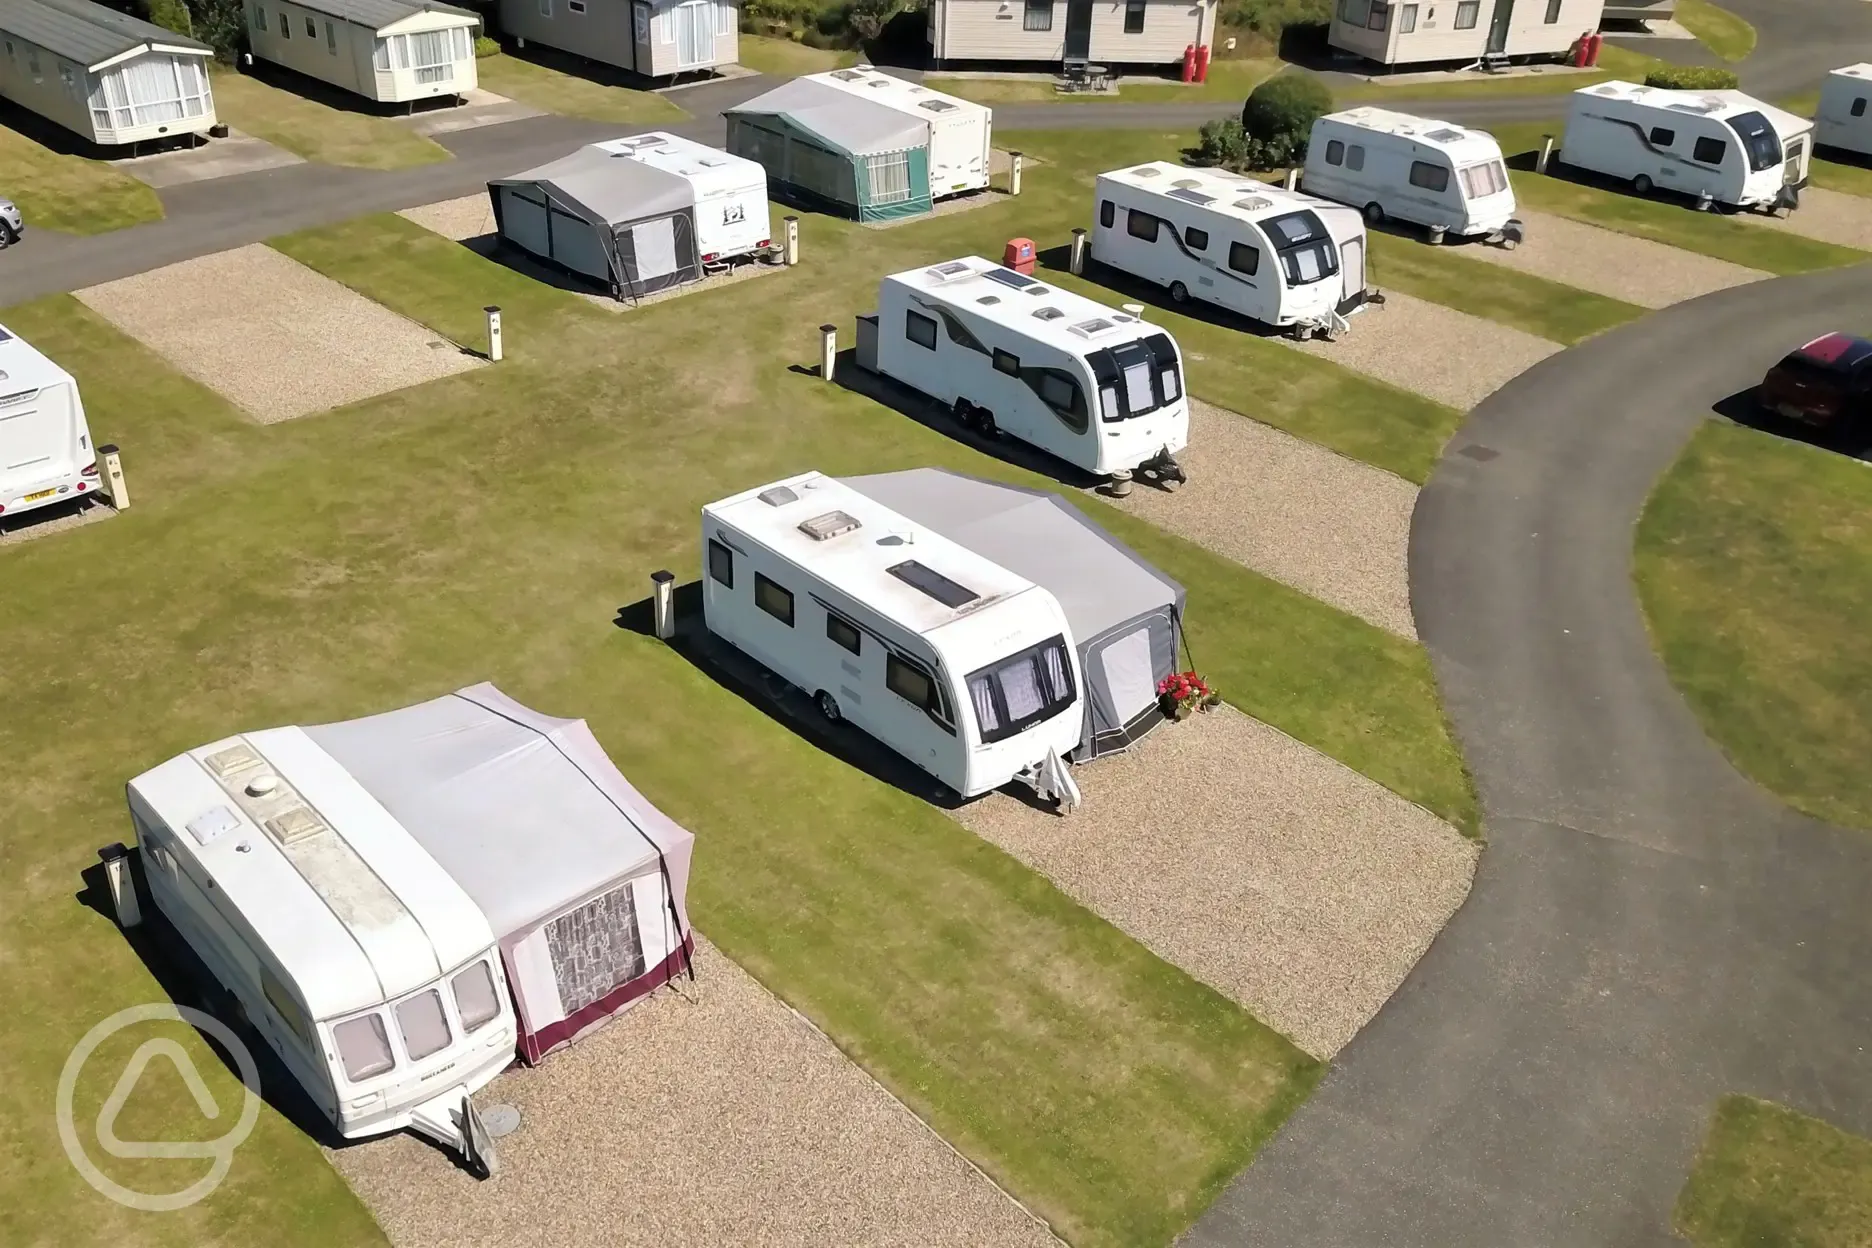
[1363,202,1385,225]
[1169,281,1190,304]
[816,690,842,722]
[1633,174,1654,196]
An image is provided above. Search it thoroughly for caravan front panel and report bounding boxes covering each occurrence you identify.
[0,324,98,519]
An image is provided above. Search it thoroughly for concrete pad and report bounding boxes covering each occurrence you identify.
[400,89,546,136]
[1100,399,1419,638]
[1341,62,1598,85]
[1738,185,1872,251]
[113,130,303,188]
[954,704,1477,1061]
[1284,290,1560,410]
[75,245,481,424]
[1605,18,1697,38]
[329,937,1056,1247]
[1455,208,1767,308]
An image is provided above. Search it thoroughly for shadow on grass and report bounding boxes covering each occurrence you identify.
[1034,244,1300,340]
[235,59,468,119]
[0,97,198,159]
[1716,386,1872,462]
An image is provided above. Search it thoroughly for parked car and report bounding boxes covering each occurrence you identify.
[0,197,21,248]
[1758,332,1872,430]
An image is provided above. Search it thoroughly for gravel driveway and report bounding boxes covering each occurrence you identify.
[953,705,1477,1060]
[1284,291,1559,410]
[75,245,479,423]
[1453,208,1766,308]
[1100,400,1419,637]
[331,936,1056,1248]
[1737,185,1872,251]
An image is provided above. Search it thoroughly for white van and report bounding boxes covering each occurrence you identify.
[1091,162,1369,337]
[869,256,1189,487]
[1815,64,1872,158]
[0,323,101,521]
[590,132,772,264]
[811,67,992,196]
[1562,81,1813,210]
[126,731,518,1164]
[1304,107,1517,239]
[702,471,1084,806]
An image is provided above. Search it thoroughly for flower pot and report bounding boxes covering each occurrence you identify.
[1173,703,1193,721]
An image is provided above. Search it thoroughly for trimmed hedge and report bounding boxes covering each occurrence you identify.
[1644,65,1742,90]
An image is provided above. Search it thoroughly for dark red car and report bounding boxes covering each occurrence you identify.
[1758,332,1872,430]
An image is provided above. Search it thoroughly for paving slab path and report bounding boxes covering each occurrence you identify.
[1453,208,1767,308]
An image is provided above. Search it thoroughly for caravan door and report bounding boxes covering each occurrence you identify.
[1337,234,1366,314]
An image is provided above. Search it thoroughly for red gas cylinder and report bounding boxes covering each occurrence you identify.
[1573,32,1591,66]
[1181,44,1196,84]
[1195,43,1211,83]
[1003,237,1037,275]
[1587,30,1604,66]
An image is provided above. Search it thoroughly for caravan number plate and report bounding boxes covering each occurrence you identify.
[23,488,55,503]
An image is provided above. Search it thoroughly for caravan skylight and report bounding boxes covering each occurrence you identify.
[920,100,957,112]
[1033,307,1064,321]
[888,561,979,608]
[1426,127,1464,142]
[204,743,262,778]
[264,806,327,847]
[983,267,1039,290]
[831,69,864,80]
[926,260,972,282]
[798,510,861,541]
[1070,318,1115,337]
[1130,166,1162,177]
[977,295,1001,305]
[758,485,799,507]
[1167,187,1215,205]
[1233,196,1274,212]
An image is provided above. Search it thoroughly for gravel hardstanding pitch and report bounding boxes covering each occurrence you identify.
[1454,209,1766,308]
[953,705,1477,1060]
[1100,400,1419,637]
[74,245,479,423]
[329,936,1059,1248]
[1284,290,1558,410]
[1735,186,1872,251]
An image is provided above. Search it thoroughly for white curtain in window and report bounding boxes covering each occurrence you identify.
[1042,644,1069,701]
[1122,361,1153,413]
[453,25,473,59]
[866,150,912,205]
[372,37,391,69]
[969,675,1000,734]
[1001,657,1046,720]
[110,56,207,126]
[405,29,455,82]
[718,0,735,35]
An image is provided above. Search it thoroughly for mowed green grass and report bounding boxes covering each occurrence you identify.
[1675,1096,1872,1246]
[1367,229,1644,345]
[210,69,450,170]
[1634,421,1872,830]
[0,188,1484,1244]
[735,34,859,77]
[476,51,686,125]
[928,58,1282,105]
[1675,0,1757,62]
[0,117,163,233]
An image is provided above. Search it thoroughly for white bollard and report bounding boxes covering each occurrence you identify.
[1008,151,1023,196]
[485,305,503,362]
[1069,228,1087,275]
[820,323,837,383]
[784,216,800,266]
[1537,134,1555,175]
[1121,302,1145,321]
[100,843,141,929]
[651,570,676,641]
[96,443,128,511]
[1284,167,1299,191]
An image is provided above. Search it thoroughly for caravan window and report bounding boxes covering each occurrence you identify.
[1693,135,1727,165]
[1184,225,1209,250]
[1092,336,1180,422]
[1855,98,1868,118]
[1264,210,1339,286]
[261,966,316,1048]
[1454,0,1479,26]
[1347,144,1366,171]
[826,612,861,654]
[1325,139,1345,166]
[1458,161,1509,198]
[1726,112,1782,171]
[1409,160,1451,193]
[708,538,734,588]
[452,961,502,1034]
[966,636,1075,744]
[255,6,267,30]
[395,990,452,1061]
[1649,126,1675,147]
[333,1013,395,1081]
[1228,241,1259,275]
[906,310,938,350]
[994,348,1021,376]
[1399,4,1417,31]
[1126,209,1161,242]
[755,573,794,626]
[1100,199,1115,227]
[1367,1,1388,30]
[1030,370,1089,434]
[886,653,954,729]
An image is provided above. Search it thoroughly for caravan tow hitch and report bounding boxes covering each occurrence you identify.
[1137,448,1187,491]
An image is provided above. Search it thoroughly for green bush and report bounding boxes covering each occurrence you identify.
[183,0,244,60]
[1643,64,1741,90]
[1219,0,1330,43]
[145,0,193,36]
[474,34,500,57]
[1196,118,1249,167]
[1242,72,1332,140]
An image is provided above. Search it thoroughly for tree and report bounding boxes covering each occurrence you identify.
[184,0,246,61]
[144,0,193,36]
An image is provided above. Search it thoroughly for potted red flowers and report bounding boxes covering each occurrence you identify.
[1157,670,1220,721]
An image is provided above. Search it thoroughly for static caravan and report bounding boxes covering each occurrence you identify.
[490,143,703,298]
[1815,64,1872,158]
[726,76,935,221]
[1304,107,1516,238]
[0,322,102,521]
[869,256,1190,485]
[300,685,696,1066]
[497,0,738,81]
[1561,81,1812,211]
[126,728,518,1163]
[243,0,478,105]
[591,132,771,264]
[924,0,1218,69]
[703,471,1086,807]
[1092,162,1369,336]
[809,68,992,198]
[843,468,1186,759]
[1329,0,1601,68]
[0,0,215,148]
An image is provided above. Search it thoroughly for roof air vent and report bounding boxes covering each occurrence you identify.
[264,806,327,847]
[1033,307,1064,320]
[1172,178,1202,189]
[1130,166,1162,177]
[758,485,799,507]
[1233,195,1274,211]
[798,510,861,541]
[245,773,280,798]
[830,69,864,80]
[204,743,263,778]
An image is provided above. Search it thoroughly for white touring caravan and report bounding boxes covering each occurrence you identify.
[1304,107,1517,239]
[702,471,1085,808]
[1091,162,1369,337]
[1815,64,1872,158]
[810,66,992,197]
[1561,81,1814,211]
[126,731,518,1169]
[0,323,100,521]
[590,133,772,265]
[866,256,1190,487]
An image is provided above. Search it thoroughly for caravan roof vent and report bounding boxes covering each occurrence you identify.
[1426,127,1464,142]
[798,509,861,541]
[1666,96,1725,114]
[830,69,865,80]
[1070,317,1116,338]
[245,773,280,798]
[925,260,973,283]
[920,99,958,112]
[758,485,799,507]
[977,294,1002,305]
[1129,166,1162,177]
[888,560,979,608]
[1233,195,1274,212]
[204,743,263,778]
[1168,187,1215,206]
[185,805,240,847]
[264,806,328,847]
[1033,306,1065,320]
[1025,285,1050,296]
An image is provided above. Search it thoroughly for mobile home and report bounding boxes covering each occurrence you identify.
[1814,64,1872,158]
[243,0,479,105]
[703,471,1086,807]
[869,256,1191,484]
[1561,81,1813,210]
[496,0,738,81]
[809,67,992,197]
[0,0,216,148]
[590,132,770,264]
[1304,107,1516,238]
[924,0,1218,69]
[1329,0,1602,67]
[1092,162,1369,335]
[0,322,102,521]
